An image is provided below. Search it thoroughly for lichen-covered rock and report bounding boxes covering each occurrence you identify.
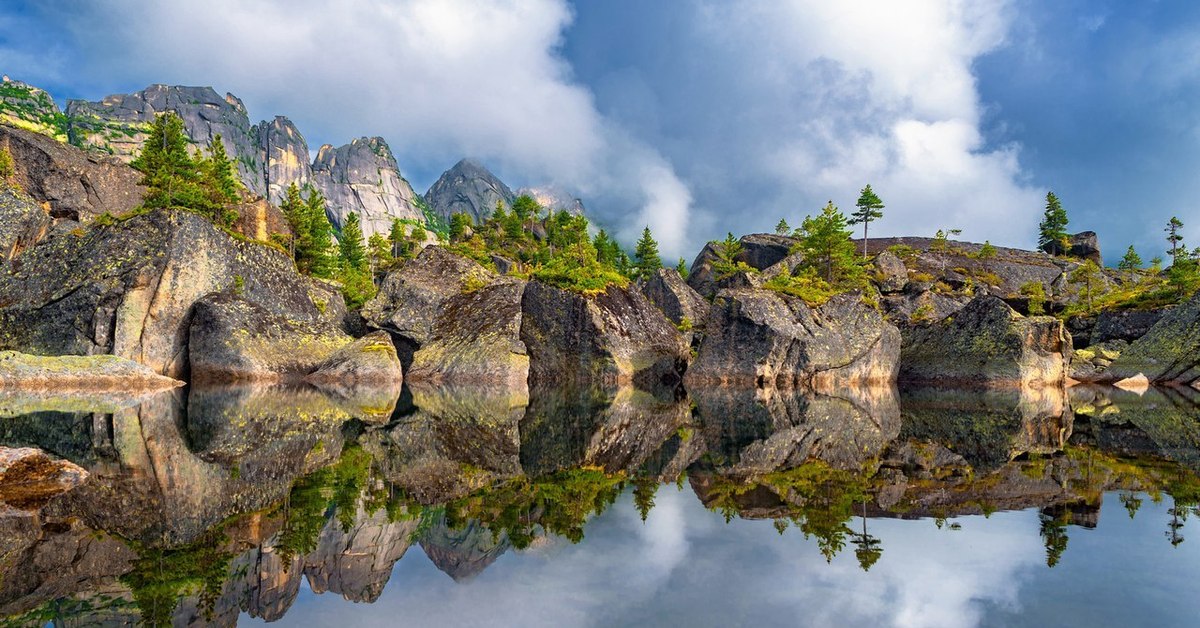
[0,209,342,378]
[0,186,49,263]
[311,137,423,238]
[687,233,794,299]
[407,279,529,388]
[229,197,292,243]
[687,289,900,388]
[881,288,970,327]
[737,233,794,269]
[0,351,183,391]
[520,281,689,389]
[424,158,515,224]
[0,76,68,140]
[640,268,710,328]
[873,249,908,293]
[0,446,88,509]
[1103,291,1200,386]
[0,125,144,222]
[306,331,403,385]
[899,295,1072,387]
[362,246,497,363]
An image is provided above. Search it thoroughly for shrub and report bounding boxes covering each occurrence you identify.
[1020,281,1046,315]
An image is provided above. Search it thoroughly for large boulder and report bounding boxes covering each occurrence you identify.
[406,278,529,388]
[686,233,794,299]
[1047,231,1102,265]
[1093,308,1170,344]
[311,137,424,237]
[899,295,1072,387]
[0,125,144,222]
[424,158,515,224]
[687,290,900,388]
[306,331,404,385]
[0,446,88,510]
[1104,291,1200,387]
[0,351,183,391]
[873,249,908,293]
[0,187,50,263]
[0,209,343,378]
[520,281,689,389]
[362,245,497,364]
[640,268,710,327]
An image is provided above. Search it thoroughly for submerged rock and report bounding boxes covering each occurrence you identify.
[520,281,689,389]
[899,295,1071,387]
[0,351,183,391]
[1104,291,1200,386]
[687,290,900,388]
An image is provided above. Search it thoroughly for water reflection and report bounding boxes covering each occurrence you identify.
[0,381,1198,626]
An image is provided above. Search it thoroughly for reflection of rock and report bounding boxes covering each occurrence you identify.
[899,296,1071,388]
[691,385,901,473]
[583,388,692,474]
[687,290,900,388]
[1068,385,1200,472]
[0,351,182,392]
[419,514,510,582]
[898,386,1072,472]
[303,506,418,603]
[1104,291,1200,387]
[0,447,88,510]
[518,386,608,477]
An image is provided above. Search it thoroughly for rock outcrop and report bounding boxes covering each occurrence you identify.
[0,76,67,142]
[424,158,515,224]
[0,125,144,222]
[687,290,900,388]
[311,137,424,237]
[0,209,343,379]
[0,351,183,391]
[0,187,49,263]
[520,281,689,389]
[1103,291,1200,387]
[687,234,795,299]
[306,331,404,385]
[255,115,312,204]
[899,295,1072,387]
[640,268,710,328]
[515,185,585,215]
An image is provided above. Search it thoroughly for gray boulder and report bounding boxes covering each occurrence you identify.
[874,249,908,293]
[687,233,794,299]
[424,158,515,224]
[640,268,710,327]
[311,136,424,238]
[687,290,900,388]
[306,331,404,386]
[899,295,1072,387]
[0,351,183,391]
[1093,308,1170,344]
[1104,291,1200,386]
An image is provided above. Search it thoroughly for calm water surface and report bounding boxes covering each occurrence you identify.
[1,383,1198,627]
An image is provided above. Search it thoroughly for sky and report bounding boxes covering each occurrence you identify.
[1,0,1198,261]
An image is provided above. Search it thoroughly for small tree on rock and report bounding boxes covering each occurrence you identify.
[849,184,884,259]
[1038,192,1070,255]
[798,201,861,284]
[775,218,791,236]
[633,226,663,280]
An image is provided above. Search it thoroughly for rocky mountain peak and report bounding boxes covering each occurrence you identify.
[255,115,312,205]
[516,185,585,215]
[311,136,423,238]
[424,157,515,224]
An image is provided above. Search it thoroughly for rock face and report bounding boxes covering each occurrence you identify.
[66,85,266,194]
[311,137,424,237]
[255,115,312,204]
[0,125,145,222]
[1059,231,1103,265]
[0,446,88,509]
[899,296,1072,387]
[0,351,183,391]
[0,187,49,263]
[1093,308,1170,345]
[687,290,900,388]
[0,76,68,142]
[1104,291,1200,386]
[306,331,404,385]
[640,268,710,327]
[424,158,515,224]
[521,281,690,389]
[687,233,795,299]
[0,209,343,379]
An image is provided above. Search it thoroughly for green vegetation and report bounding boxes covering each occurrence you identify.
[1038,191,1070,255]
[443,195,633,295]
[281,183,336,278]
[130,112,240,226]
[775,218,791,236]
[1020,281,1046,315]
[121,527,235,627]
[711,232,755,279]
[337,212,376,308]
[633,226,663,280]
[675,256,689,278]
[849,184,885,259]
[975,240,997,260]
[1166,216,1185,263]
[766,201,868,306]
[0,80,69,141]
[1068,260,1107,314]
[1118,245,1143,274]
[0,145,13,183]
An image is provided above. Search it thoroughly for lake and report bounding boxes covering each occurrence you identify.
[1,382,1198,627]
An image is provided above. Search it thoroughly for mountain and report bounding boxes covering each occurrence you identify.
[311,137,424,238]
[515,184,586,215]
[423,158,515,224]
[0,76,68,142]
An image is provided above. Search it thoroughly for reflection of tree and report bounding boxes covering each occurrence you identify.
[1166,498,1187,547]
[1119,491,1143,520]
[1039,510,1070,568]
[851,501,883,571]
[632,475,659,522]
[121,528,234,627]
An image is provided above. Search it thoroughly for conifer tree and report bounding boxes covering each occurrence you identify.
[1166,216,1185,263]
[676,257,689,279]
[0,145,14,182]
[304,187,335,278]
[1038,191,1070,255]
[633,226,662,280]
[339,212,368,272]
[1069,260,1107,314]
[713,232,745,279]
[281,182,307,261]
[799,201,860,283]
[1118,245,1143,272]
[849,184,884,259]
[131,112,206,212]
[449,212,473,242]
[775,218,791,236]
[389,219,407,258]
[202,135,240,205]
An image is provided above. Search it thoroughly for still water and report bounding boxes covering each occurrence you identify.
[1,382,1198,627]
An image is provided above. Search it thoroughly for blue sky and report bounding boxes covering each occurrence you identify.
[1,0,1198,261]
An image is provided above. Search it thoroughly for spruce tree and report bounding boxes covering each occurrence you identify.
[849,184,884,259]
[676,257,689,279]
[1038,192,1070,255]
[775,218,791,236]
[799,201,860,284]
[339,212,368,272]
[713,232,744,278]
[449,212,473,241]
[1118,245,1143,272]
[203,135,239,205]
[281,182,308,263]
[131,112,206,212]
[305,187,335,278]
[633,226,662,280]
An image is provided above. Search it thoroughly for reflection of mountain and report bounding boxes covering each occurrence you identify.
[419,514,510,582]
[302,506,419,603]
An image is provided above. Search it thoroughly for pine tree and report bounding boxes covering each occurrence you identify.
[449,212,473,241]
[202,135,239,204]
[389,219,408,259]
[713,232,744,279]
[305,187,335,278]
[1069,260,1107,314]
[799,201,861,284]
[339,212,368,272]
[281,182,308,262]
[977,240,997,259]
[0,145,13,182]
[131,112,207,212]
[1166,216,1185,262]
[775,218,791,236]
[849,184,885,259]
[676,257,688,279]
[1038,191,1070,255]
[368,233,392,275]
[633,226,662,280]
[1118,245,1143,272]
